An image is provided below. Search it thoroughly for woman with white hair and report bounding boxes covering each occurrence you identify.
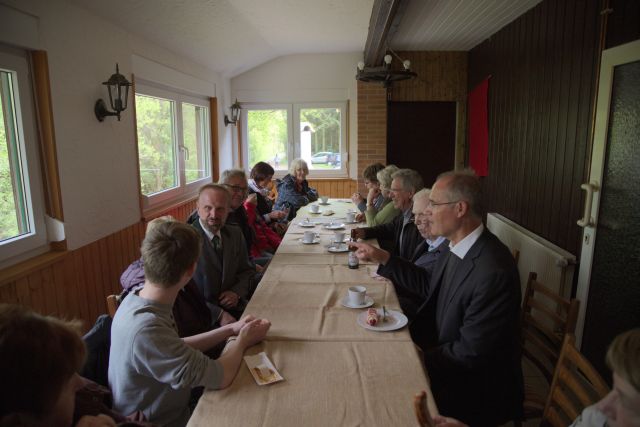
[273,158,318,220]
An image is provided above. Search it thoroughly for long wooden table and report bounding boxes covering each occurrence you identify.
[188,199,436,426]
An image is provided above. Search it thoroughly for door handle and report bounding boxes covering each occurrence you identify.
[577,182,599,228]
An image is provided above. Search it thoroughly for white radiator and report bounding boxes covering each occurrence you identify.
[486,213,576,300]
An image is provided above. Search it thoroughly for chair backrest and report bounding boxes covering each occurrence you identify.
[541,334,610,427]
[413,390,434,427]
[521,271,580,384]
[106,294,119,317]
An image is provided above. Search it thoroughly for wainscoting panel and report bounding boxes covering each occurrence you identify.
[307,179,357,199]
[0,198,197,331]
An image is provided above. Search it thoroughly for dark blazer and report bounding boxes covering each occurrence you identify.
[191,219,255,320]
[411,229,523,426]
[226,206,254,255]
[377,238,449,320]
[362,209,421,259]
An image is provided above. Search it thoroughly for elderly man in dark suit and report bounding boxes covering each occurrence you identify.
[404,169,523,426]
[191,184,255,326]
[349,188,448,320]
[351,168,423,259]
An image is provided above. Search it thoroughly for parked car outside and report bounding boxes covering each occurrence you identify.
[310,151,333,164]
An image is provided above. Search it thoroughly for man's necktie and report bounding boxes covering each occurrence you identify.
[212,235,222,257]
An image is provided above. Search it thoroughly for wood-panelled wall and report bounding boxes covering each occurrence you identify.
[0,199,197,331]
[468,0,602,255]
[307,179,357,198]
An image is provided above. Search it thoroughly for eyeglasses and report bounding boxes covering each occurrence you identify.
[224,184,248,194]
[427,199,459,208]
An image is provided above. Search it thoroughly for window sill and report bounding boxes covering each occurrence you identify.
[141,192,199,222]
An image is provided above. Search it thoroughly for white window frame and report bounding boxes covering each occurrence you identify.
[241,101,348,178]
[0,45,48,266]
[135,81,211,214]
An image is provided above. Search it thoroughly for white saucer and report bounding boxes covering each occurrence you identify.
[319,202,330,206]
[309,210,322,214]
[356,309,408,332]
[327,244,349,253]
[299,237,320,245]
[344,220,359,224]
[297,221,315,227]
[332,237,350,244]
[340,296,374,309]
[324,223,345,230]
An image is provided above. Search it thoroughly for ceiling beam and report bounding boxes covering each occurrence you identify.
[363,0,407,66]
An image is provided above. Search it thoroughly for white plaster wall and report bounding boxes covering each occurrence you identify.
[231,53,361,177]
[0,0,233,249]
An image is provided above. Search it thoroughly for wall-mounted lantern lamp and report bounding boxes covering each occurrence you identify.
[224,99,242,126]
[95,63,132,122]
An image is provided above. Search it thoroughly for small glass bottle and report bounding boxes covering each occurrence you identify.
[348,229,359,269]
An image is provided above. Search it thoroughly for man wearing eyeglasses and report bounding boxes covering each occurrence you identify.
[349,188,448,320]
[412,169,523,427]
[351,168,423,260]
[191,183,255,326]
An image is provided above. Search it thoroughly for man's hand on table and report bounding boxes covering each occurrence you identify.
[351,227,366,240]
[219,290,240,309]
[237,318,271,348]
[348,241,391,265]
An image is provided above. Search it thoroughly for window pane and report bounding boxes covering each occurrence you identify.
[301,107,342,170]
[247,109,288,171]
[135,94,177,195]
[0,69,29,242]
[182,103,209,184]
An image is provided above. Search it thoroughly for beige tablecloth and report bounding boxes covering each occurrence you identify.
[187,198,436,426]
[188,340,436,427]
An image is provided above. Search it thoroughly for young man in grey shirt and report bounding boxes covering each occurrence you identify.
[109,219,271,427]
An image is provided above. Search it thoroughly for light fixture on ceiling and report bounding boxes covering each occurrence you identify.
[95,63,132,122]
[355,50,417,88]
[224,99,242,126]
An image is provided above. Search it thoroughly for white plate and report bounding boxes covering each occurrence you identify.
[297,221,315,227]
[344,220,359,225]
[324,223,345,230]
[327,244,349,253]
[340,295,374,309]
[356,309,408,332]
[299,237,320,245]
[319,202,330,206]
[309,210,322,214]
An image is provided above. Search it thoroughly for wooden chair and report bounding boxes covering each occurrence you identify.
[541,334,609,427]
[520,272,580,420]
[413,390,434,427]
[106,294,119,317]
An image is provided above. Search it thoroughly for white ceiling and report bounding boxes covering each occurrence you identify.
[391,0,543,51]
[73,0,542,78]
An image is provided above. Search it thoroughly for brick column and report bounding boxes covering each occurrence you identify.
[356,81,387,192]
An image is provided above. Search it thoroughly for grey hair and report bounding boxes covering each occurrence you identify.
[289,158,309,176]
[218,168,247,184]
[436,168,483,218]
[413,188,431,204]
[376,165,399,190]
[391,168,424,194]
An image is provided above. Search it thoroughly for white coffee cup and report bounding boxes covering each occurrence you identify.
[334,231,345,243]
[320,196,329,204]
[346,211,356,223]
[310,204,320,213]
[302,231,315,243]
[348,286,366,305]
